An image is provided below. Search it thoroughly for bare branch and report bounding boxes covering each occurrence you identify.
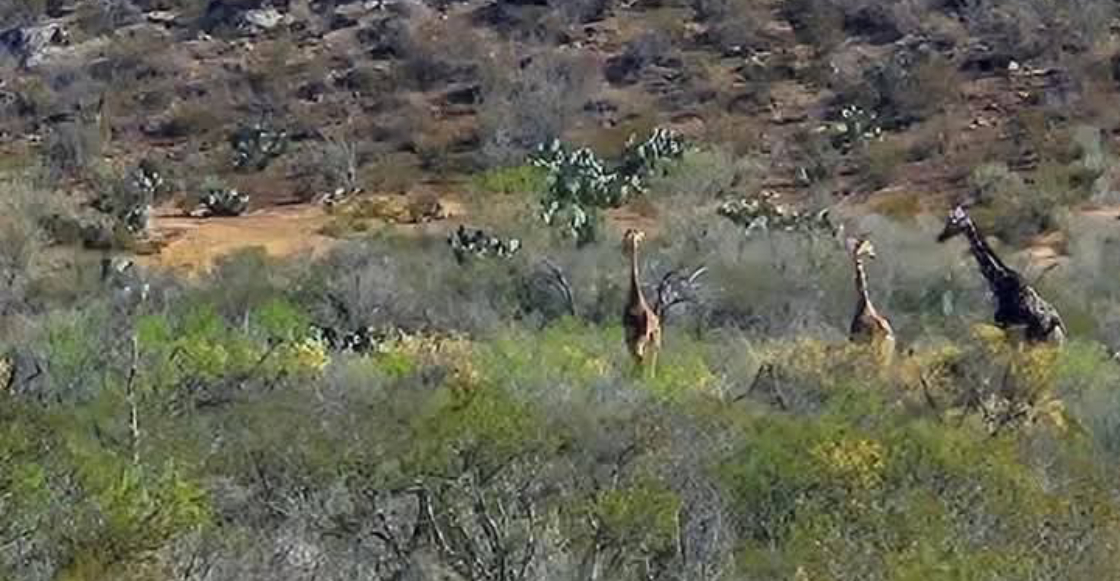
[537,259,576,317]
[654,264,707,321]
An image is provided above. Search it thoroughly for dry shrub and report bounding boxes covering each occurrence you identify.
[782,0,845,52]
[158,100,228,141]
[1011,110,1078,163]
[867,190,923,221]
[398,17,485,91]
[478,49,598,165]
[906,55,961,118]
[862,137,906,190]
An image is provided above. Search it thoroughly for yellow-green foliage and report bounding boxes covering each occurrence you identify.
[1,398,211,581]
[43,307,111,392]
[588,479,682,553]
[174,303,262,381]
[482,319,615,386]
[481,318,718,401]
[383,329,480,392]
[274,335,331,378]
[754,337,887,391]
[471,163,548,196]
[409,382,555,475]
[724,399,1120,581]
[811,435,886,490]
[9,250,1120,581]
[136,300,329,386]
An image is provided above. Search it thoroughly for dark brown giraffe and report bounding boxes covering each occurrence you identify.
[622,229,661,378]
[846,236,896,364]
[937,205,1066,345]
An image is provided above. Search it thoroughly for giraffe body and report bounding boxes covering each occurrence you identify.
[622,229,662,377]
[937,205,1066,345]
[846,237,896,364]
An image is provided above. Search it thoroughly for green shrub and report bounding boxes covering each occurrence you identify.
[470,163,548,196]
[530,128,687,244]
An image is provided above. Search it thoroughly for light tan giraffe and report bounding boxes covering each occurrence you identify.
[622,229,662,378]
[846,236,896,365]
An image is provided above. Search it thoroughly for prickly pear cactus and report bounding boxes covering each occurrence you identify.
[448,225,522,263]
[230,122,289,171]
[202,188,250,217]
[717,191,840,237]
[619,126,686,177]
[529,126,688,244]
[828,105,882,152]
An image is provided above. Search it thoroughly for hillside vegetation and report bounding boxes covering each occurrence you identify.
[4,1,1120,580]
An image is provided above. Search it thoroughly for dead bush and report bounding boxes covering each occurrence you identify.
[153,100,227,141]
[74,0,143,37]
[0,0,49,27]
[782,0,846,52]
[478,50,597,166]
[42,118,103,181]
[862,137,907,190]
[605,31,673,85]
[397,18,484,91]
[551,0,613,24]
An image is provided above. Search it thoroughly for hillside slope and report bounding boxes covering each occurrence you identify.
[3,0,1120,268]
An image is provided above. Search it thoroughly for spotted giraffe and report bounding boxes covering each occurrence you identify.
[846,236,896,364]
[622,229,662,378]
[937,205,1066,344]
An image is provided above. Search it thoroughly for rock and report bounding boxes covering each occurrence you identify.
[146,10,181,26]
[843,4,902,45]
[356,17,408,58]
[242,7,292,31]
[0,22,70,68]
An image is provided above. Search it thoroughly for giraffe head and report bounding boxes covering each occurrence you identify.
[845,236,876,260]
[622,228,646,254]
[937,204,972,243]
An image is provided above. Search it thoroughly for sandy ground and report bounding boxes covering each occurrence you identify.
[135,192,470,276]
[133,189,1120,279]
[135,204,339,276]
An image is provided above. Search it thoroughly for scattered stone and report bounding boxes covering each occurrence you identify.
[0,23,70,68]
[242,7,293,31]
[146,10,180,25]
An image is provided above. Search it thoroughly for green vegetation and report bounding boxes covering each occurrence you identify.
[530,127,686,244]
[471,164,549,197]
[4,153,1120,579]
[7,0,1120,578]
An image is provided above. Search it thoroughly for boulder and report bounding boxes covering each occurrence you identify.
[0,22,70,68]
[242,7,292,31]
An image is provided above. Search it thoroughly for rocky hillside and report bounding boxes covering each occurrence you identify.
[4,0,1120,263]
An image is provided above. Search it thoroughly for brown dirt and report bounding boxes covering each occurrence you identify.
[135,203,338,277]
[135,189,470,276]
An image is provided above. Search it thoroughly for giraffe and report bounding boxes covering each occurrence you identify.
[622,229,662,378]
[846,236,896,364]
[0,353,13,393]
[937,205,1067,345]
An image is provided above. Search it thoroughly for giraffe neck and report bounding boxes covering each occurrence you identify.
[853,256,872,310]
[962,220,1016,290]
[629,244,646,308]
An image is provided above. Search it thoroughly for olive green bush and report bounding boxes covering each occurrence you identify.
[2,162,1120,581]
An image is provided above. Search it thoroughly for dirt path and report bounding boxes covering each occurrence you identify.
[134,186,1120,280]
[1023,204,1120,270]
[135,204,339,276]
